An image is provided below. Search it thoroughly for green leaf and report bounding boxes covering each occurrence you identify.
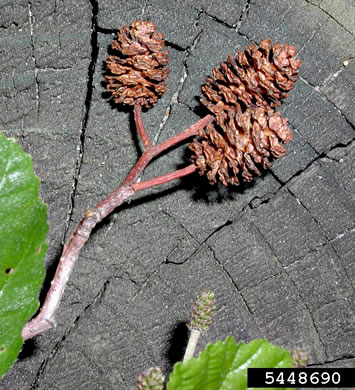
[167,337,294,390]
[0,133,48,378]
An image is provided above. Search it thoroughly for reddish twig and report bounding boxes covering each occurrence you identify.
[134,104,151,148]
[133,164,196,192]
[22,186,135,340]
[22,114,214,340]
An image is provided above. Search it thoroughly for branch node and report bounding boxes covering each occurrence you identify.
[85,207,102,220]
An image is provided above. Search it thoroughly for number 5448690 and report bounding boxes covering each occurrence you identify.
[264,370,341,386]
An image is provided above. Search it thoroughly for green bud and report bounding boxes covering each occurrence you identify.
[292,348,309,367]
[188,290,216,333]
[136,366,165,390]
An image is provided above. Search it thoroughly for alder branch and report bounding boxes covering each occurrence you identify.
[22,114,213,340]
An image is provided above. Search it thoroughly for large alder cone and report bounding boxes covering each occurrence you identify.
[190,39,302,186]
[105,20,169,108]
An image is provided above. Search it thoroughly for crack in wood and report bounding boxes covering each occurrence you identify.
[207,243,255,317]
[252,223,329,359]
[27,0,40,120]
[304,0,354,37]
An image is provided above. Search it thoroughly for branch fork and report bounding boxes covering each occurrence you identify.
[22,108,213,340]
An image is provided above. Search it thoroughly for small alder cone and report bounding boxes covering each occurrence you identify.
[105,21,169,108]
[190,39,301,186]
